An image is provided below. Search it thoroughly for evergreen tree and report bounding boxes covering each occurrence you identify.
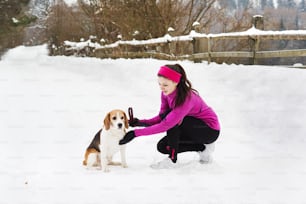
[0,0,34,55]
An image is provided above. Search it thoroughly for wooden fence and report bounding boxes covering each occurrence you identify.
[63,16,306,65]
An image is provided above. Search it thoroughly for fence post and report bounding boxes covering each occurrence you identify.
[207,37,211,64]
[253,15,264,30]
[251,15,264,64]
[168,27,176,57]
[192,37,200,63]
[192,22,204,63]
[193,36,209,63]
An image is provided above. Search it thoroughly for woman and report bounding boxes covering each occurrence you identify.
[119,64,220,169]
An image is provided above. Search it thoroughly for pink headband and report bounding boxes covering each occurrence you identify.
[158,66,181,83]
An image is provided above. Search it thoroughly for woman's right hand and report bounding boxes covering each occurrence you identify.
[129,118,140,127]
[128,108,149,127]
[129,118,149,127]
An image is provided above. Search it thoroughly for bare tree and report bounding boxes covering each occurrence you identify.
[76,0,218,41]
[46,0,90,47]
[77,0,166,41]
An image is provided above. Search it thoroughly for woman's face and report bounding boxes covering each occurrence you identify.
[158,76,178,95]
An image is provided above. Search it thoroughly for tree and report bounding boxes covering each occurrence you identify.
[23,0,52,45]
[261,0,274,9]
[46,0,87,47]
[0,0,35,55]
[238,0,250,9]
[78,0,154,41]
[219,0,237,10]
[287,0,296,8]
[76,0,217,41]
[299,0,306,12]
[267,0,274,8]
[277,0,287,8]
[180,0,217,34]
[279,17,285,30]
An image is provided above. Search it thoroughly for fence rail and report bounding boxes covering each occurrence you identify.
[62,16,306,65]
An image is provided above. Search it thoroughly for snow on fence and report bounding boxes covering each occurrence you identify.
[62,16,306,65]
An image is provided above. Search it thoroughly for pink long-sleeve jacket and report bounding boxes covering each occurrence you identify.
[134,89,220,137]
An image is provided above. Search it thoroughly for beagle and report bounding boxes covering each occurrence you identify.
[83,109,129,172]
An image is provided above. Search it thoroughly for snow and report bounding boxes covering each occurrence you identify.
[64,27,306,52]
[1,45,306,204]
[168,27,175,32]
[11,17,19,24]
[64,0,77,5]
[192,21,200,27]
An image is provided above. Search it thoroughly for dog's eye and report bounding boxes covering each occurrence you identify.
[112,116,116,120]
[121,116,124,120]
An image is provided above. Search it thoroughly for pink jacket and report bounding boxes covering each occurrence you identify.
[134,89,220,137]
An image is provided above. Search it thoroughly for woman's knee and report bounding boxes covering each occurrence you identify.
[157,137,169,154]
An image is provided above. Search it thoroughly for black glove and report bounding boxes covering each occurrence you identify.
[129,118,149,127]
[129,118,140,127]
[119,131,136,145]
[128,107,149,127]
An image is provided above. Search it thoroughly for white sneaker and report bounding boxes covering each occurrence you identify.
[150,157,177,169]
[198,143,215,164]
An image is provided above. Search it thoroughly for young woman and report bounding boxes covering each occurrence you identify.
[119,64,220,169]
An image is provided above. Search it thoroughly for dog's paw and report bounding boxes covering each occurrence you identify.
[122,163,128,168]
[102,167,110,172]
[108,161,121,166]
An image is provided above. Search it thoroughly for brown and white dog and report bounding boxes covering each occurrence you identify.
[83,109,129,172]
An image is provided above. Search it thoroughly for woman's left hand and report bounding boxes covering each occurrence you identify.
[119,131,136,145]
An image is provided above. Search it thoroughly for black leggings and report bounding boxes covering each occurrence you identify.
[157,117,220,158]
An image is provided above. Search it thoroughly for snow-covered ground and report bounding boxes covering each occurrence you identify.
[1,45,306,204]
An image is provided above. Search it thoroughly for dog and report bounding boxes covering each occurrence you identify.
[83,109,129,172]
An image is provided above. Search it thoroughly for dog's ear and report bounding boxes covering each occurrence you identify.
[123,112,129,129]
[103,113,111,130]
